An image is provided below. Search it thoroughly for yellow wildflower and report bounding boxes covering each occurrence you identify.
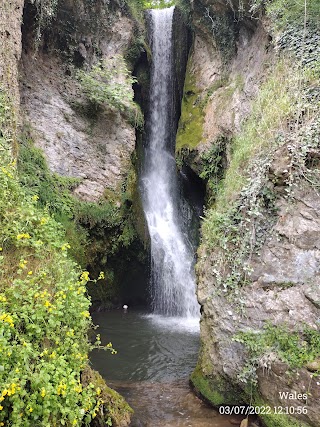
[0,405,3,410]
[0,295,7,302]
[18,259,27,269]
[44,300,51,308]
[40,217,48,225]
[27,271,33,275]
[41,388,46,397]
[61,243,71,251]
[81,311,90,318]
[32,195,39,201]
[74,384,82,393]
[80,271,90,282]
[0,313,14,328]
[16,233,31,240]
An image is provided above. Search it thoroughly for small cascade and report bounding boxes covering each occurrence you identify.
[141,7,199,319]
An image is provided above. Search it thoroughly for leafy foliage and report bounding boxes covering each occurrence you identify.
[0,91,117,426]
[77,56,144,129]
[18,134,80,218]
[199,137,227,200]
[143,0,175,8]
[18,134,89,266]
[28,0,59,42]
[234,324,320,384]
[264,0,320,29]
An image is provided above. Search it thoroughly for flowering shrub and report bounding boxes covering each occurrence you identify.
[0,92,115,425]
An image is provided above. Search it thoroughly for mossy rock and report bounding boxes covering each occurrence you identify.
[190,363,243,407]
[259,412,310,427]
[176,61,205,152]
[253,396,310,427]
[82,366,133,426]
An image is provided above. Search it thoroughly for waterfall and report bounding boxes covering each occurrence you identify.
[141,7,199,319]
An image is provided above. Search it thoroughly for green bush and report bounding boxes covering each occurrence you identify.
[17,134,89,266]
[265,0,320,28]
[0,91,116,426]
[77,56,144,129]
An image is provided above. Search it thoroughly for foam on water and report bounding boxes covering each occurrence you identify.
[143,313,200,334]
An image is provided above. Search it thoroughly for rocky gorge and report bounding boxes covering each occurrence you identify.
[0,0,319,426]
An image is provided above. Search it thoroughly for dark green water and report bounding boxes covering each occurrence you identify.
[90,310,245,427]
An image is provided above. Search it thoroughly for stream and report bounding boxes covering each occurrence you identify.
[91,310,244,427]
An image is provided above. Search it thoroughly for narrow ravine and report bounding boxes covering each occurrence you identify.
[141,7,199,320]
[91,8,245,427]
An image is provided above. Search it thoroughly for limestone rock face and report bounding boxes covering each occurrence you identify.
[20,1,137,201]
[196,170,320,426]
[0,0,24,109]
[176,3,270,173]
[187,2,320,426]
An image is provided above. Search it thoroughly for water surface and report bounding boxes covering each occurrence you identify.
[91,310,244,427]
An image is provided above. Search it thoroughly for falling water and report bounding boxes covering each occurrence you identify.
[141,7,199,319]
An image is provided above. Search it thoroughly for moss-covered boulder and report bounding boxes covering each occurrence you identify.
[82,367,133,427]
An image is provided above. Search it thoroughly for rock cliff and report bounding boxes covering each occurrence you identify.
[20,0,140,201]
[0,0,24,111]
[180,1,320,426]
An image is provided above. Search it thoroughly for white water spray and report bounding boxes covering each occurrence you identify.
[141,7,199,320]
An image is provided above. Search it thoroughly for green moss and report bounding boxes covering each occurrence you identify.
[260,412,310,427]
[176,63,205,151]
[253,396,310,427]
[18,131,80,216]
[82,366,133,426]
[190,364,241,407]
